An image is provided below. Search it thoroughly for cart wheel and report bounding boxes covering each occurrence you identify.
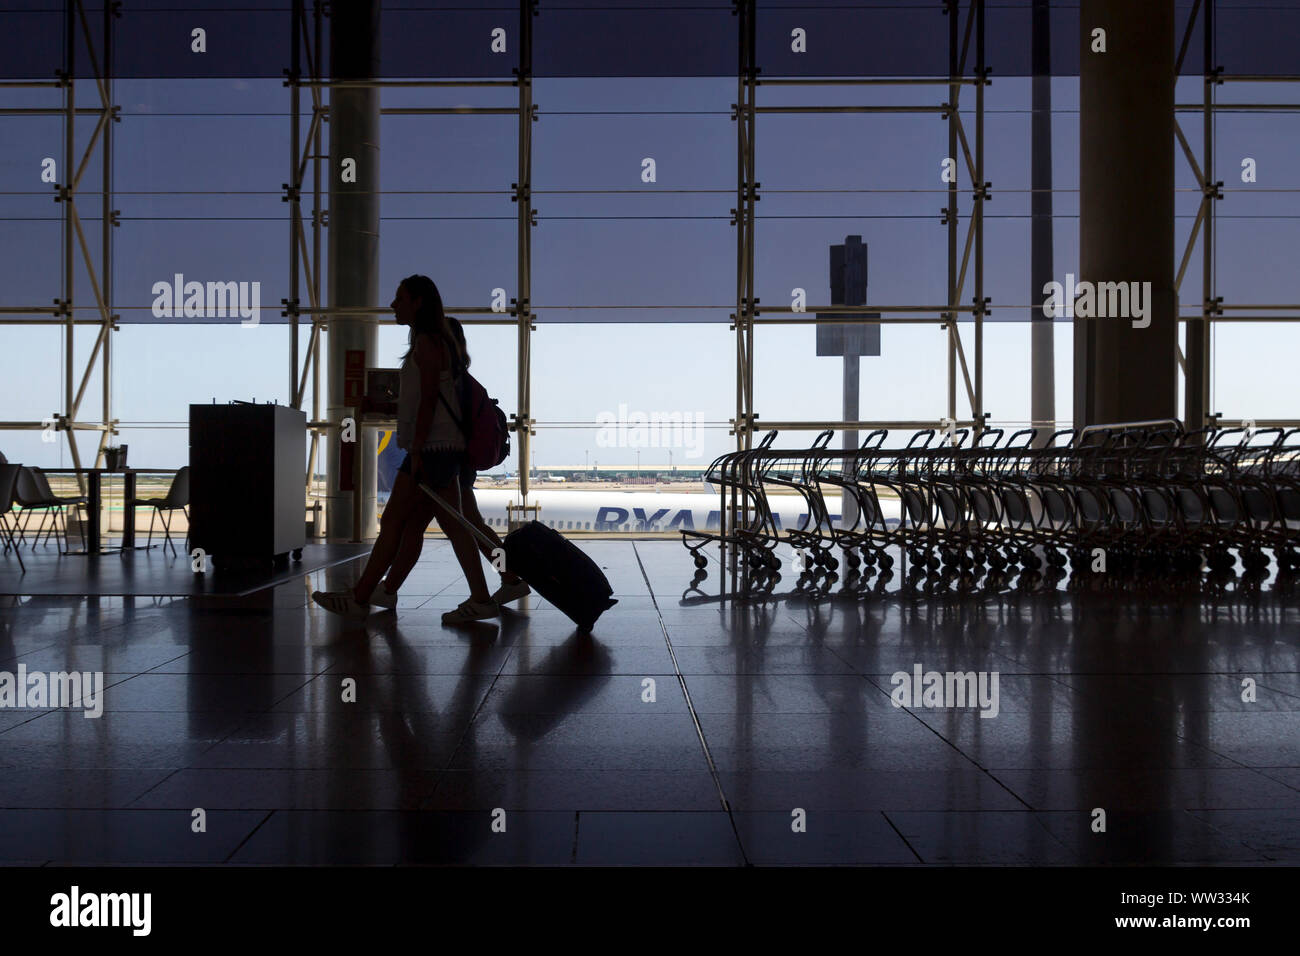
[1243,550,1269,571]
[291,548,303,562]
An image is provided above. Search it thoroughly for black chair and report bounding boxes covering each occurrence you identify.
[130,467,189,555]
[0,465,26,572]
[15,466,87,553]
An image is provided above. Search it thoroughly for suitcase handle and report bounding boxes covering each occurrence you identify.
[417,481,503,553]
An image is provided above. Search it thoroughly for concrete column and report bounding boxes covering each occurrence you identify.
[1075,0,1176,427]
[325,0,380,539]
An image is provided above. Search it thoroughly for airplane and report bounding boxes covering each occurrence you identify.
[451,488,903,534]
[376,431,903,533]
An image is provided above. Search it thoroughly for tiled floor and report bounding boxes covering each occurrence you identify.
[0,539,1297,865]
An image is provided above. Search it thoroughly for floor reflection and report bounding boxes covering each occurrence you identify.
[0,541,1294,864]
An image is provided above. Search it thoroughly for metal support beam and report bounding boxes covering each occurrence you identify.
[735,0,757,459]
[46,1,117,493]
[62,2,77,488]
[973,0,986,437]
[288,0,301,410]
[946,0,959,423]
[1185,0,1216,430]
[514,0,535,508]
[100,0,114,471]
[1030,0,1055,441]
[309,0,324,504]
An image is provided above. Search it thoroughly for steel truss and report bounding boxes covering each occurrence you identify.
[733,0,989,451]
[1174,0,1300,431]
[284,0,537,516]
[0,0,117,495]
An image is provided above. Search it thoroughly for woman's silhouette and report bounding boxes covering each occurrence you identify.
[312,274,497,624]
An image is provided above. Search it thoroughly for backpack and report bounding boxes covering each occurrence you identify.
[439,371,511,472]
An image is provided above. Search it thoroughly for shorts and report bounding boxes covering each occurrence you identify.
[459,459,476,489]
[397,448,461,488]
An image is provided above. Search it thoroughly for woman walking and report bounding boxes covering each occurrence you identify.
[312,274,498,625]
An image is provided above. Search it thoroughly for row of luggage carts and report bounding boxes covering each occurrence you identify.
[681,420,1300,592]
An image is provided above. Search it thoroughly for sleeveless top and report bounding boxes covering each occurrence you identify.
[395,343,465,453]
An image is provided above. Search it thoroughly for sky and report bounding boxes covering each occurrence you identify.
[1,5,1298,473]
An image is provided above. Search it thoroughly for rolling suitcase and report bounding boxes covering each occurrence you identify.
[419,483,617,632]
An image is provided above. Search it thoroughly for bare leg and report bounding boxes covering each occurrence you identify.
[382,493,436,593]
[352,469,418,602]
[460,485,522,584]
[424,482,492,602]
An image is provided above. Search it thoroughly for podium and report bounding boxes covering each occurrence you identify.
[189,403,306,570]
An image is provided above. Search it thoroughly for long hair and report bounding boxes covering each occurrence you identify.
[447,315,471,370]
[400,274,463,372]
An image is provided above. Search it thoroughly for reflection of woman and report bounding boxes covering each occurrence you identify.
[312,275,497,625]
